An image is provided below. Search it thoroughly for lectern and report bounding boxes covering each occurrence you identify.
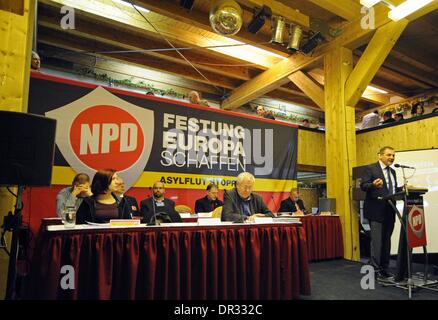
[395,188,428,281]
[380,187,437,298]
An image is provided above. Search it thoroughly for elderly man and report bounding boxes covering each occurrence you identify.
[278,188,306,214]
[222,172,273,222]
[256,105,275,120]
[112,176,139,218]
[140,181,182,224]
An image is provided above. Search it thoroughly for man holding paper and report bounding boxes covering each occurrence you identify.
[222,172,273,222]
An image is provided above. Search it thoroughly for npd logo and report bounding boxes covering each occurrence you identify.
[46,87,154,189]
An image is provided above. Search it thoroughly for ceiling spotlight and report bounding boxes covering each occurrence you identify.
[287,24,303,52]
[300,32,324,55]
[271,16,286,44]
[247,5,272,34]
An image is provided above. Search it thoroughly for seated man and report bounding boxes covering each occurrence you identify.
[278,188,307,215]
[112,176,139,219]
[140,181,182,224]
[195,183,223,213]
[222,172,273,222]
[56,173,92,217]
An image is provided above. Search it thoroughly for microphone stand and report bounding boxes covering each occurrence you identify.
[150,196,158,226]
[382,168,414,298]
[270,194,279,216]
[399,166,414,299]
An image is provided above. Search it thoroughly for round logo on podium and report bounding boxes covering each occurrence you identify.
[408,207,424,239]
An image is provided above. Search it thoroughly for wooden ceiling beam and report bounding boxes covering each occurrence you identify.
[38,42,222,95]
[37,9,253,81]
[308,0,361,21]
[38,28,305,105]
[345,19,408,107]
[288,71,325,109]
[39,3,309,98]
[221,1,438,110]
[37,27,242,90]
[222,53,322,109]
[314,1,438,56]
[235,0,309,27]
[131,0,290,57]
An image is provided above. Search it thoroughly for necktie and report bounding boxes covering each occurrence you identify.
[386,166,393,194]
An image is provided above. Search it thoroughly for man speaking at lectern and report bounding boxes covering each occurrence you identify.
[360,146,400,280]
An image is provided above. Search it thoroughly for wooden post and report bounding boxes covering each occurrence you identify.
[324,46,360,261]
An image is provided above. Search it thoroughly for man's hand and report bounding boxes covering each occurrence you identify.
[247,213,266,222]
[72,184,92,197]
[373,178,384,188]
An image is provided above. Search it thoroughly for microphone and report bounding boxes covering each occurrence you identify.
[270,195,279,215]
[394,163,415,169]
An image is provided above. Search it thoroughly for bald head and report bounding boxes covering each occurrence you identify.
[152,181,165,199]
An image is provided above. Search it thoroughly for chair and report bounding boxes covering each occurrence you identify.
[211,206,223,219]
[174,204,193,214]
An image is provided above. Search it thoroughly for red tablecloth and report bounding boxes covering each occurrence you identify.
[300,216,344,261]
[27,223,311,300]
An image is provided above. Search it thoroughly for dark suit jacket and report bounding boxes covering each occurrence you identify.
[194,196,223,213]
[360,162,399,223]
[119,195,139,217]
[221,188,273,222]
[76,195,132,224]
[278,198,306,214]
[139,197,182,224]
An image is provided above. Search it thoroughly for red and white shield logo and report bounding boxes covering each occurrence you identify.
[408,206,424,239]
[46,87,153,189]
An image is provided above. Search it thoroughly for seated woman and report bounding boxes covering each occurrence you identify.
[76,169,132,224]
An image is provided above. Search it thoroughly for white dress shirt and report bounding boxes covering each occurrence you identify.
[379,161,396,194]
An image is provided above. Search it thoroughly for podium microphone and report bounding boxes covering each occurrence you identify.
[270,194,279,214]
[394,163,415,169]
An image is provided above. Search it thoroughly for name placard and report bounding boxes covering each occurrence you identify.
[110,219,141,227]
[197,218,221,226]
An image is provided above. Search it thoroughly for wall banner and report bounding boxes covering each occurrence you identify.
[29,73,298,190]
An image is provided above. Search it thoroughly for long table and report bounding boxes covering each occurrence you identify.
[183,215,345,262]
[300,216,344,261]
[27,223,311,300]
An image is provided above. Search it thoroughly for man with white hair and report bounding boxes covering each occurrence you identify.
[222,172,273,222]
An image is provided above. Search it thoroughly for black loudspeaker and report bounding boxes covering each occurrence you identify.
[180,0,195,10]
[0,110,57,186]
[247,5,272,34]
[300,32,324,54]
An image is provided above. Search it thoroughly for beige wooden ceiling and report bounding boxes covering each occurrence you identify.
[36,0,438,112]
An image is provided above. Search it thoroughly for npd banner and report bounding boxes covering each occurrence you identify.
[28,73,298,192]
